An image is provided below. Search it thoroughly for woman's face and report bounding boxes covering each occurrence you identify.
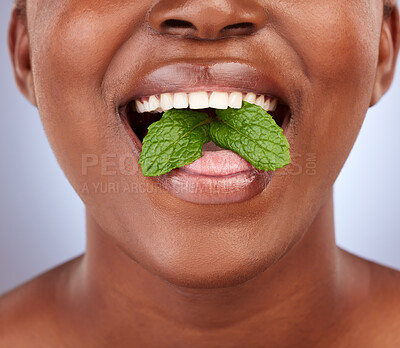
[17,0,394,287]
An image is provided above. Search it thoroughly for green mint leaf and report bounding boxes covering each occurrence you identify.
[210,101,290,171]
[139,109,211,177]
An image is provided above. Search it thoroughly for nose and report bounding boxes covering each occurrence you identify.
[148,0,267,40]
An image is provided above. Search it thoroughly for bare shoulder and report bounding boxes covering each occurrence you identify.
[367,255,400,321]
[0,256,83,347]
[350,250,400,308]
[339,249,400,347]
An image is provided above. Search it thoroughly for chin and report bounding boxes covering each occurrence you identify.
[151,257,269,289]
[134,236,285,289]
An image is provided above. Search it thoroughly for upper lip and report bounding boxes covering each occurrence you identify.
[117,62,290,107]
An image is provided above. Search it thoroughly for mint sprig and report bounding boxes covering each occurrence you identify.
[138,109,211,177]
[210,102,290,171]
[139,101,290,177]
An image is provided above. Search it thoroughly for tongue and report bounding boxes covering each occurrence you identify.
[202,141,224,151]
[182,147,254,176]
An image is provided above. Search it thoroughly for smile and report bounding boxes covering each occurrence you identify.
[118,62,292,204]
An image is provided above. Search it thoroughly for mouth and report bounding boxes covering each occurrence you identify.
[117,63,292,204]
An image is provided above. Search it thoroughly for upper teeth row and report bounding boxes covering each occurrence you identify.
[134,92,278,114]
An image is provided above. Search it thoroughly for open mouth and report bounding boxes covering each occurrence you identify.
[115,62,293,204]
[120,90,291,144]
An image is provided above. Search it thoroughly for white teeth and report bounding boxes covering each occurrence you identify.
[228,92,243,109]
[135,100,145,113]
[209,92,229,109]
[269,97,278,112]
[160,93,174,111]
[255,95,265,107]
[148,96,160,112]
[134,91,280,114]
[173,93,189,109]
[143,100,150,112]
[243,92,256,104]
[189,92,209,109]
[263,97,271,111]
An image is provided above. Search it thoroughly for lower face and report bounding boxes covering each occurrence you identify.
[28,0,382,288]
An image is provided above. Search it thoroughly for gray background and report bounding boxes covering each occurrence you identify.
[1,2,399,295]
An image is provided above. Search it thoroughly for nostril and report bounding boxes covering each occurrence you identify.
[223,22,254,30]
[221,22,256,35]
[161,19,197,31]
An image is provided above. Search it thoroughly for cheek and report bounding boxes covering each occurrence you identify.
[280,1,382,183]
[30,0,153,85]
[31,3,132,98]
[282,1,381,75]
[28,3,146,186]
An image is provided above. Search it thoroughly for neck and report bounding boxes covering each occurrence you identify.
[70,189,351,346]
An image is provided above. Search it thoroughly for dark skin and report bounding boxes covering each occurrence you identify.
[1,0,400,346]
